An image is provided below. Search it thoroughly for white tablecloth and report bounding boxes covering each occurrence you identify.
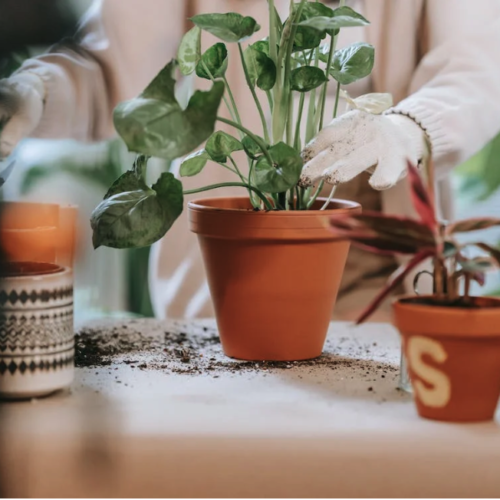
[1,320,499,497]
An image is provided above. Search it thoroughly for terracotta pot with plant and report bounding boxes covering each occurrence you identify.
[89,1,395,360]
[329,161,500,422]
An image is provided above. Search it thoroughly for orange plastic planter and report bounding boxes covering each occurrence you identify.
[393,295,500,422]
[189,196,361,361]
[0,202,77,267]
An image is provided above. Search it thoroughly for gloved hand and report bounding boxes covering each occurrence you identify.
[0,72,45,159]
[300,109,426,190]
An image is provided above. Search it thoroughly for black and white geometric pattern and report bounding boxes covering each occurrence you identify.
[1,282,74,378]
[0,308,73,352]
[0,351,74,375]
[0,286,73,307]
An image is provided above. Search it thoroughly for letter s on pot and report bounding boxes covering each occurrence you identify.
[407,336,451,408]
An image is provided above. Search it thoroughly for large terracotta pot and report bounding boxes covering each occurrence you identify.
[188,196,360,361]
[393,295,500,422]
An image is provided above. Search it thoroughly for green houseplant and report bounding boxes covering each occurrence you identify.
[91,1,386,360]
[329,161,500,422]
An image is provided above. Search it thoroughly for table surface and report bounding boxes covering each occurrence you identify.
[1,319,499,498]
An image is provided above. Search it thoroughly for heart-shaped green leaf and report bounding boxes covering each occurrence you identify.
[196,43,228,80]
[177,26,201,76]
[301,2,335,19]
[191,13,260,43]
[292,2,333,52]
[180,149,210,177]
[242,135,265,160]
[141,60,178,103]
[290,66,327,92]
[254,142,303,193]
[114,60,225,160]
[205,131,243,163]
[298,6,370,31]
[91,170,183,249]
[244,44,277,91]
[330,42,374,85]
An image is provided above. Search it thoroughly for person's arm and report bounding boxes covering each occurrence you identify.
[0,0,186,157]
[388,0,500,178]
[300,0,500,189]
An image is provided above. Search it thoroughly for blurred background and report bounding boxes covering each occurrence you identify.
[0,0,172,325]
[1,0,500,325]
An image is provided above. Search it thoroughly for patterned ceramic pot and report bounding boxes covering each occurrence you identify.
[0,262,74,399]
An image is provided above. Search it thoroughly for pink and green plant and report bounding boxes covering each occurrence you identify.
[329,162,500,323]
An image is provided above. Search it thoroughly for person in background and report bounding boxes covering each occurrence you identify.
[1,0,500,321]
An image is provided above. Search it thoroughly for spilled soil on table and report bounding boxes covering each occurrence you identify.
[75,319,398,382]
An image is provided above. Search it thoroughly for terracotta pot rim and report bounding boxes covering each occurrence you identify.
[394,294,500,310]
[393,294,500,338]
[188,196,360,240]
[188,196,361,216]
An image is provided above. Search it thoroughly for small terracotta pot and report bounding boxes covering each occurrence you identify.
[188,196,361,361]
[393,295,500,422]
[0,202,78,266]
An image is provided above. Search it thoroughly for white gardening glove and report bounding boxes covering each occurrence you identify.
[0,72,45,159]
[300,109,426,190]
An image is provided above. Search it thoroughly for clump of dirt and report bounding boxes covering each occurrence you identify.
[75,319,399,380]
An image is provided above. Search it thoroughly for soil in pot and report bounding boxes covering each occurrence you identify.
[189,196,361,361]
[393,295,500,422]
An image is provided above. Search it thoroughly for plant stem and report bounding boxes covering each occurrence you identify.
[273,0,306,144]
[200,60,239,127]
[307,49,314,66]
[268,0,278,66]
[266,90,274,113]
[300,186,310,207]
[286,89,294,146]
[238,43,270,144]
[433,223,448,299]
[217,116,273,166]
[306,179,324,209]
[433,257,446,298]
[222,76,243,130]
[318,37,336,131]
[184,182,273,211]
[228,155,246,183]
[320,184,336,210]
[316,0,345,132]
[287,188,293,210]
[282,0,305,124]
[333,80,341,118]
[305,49,320,144]
[294,92,305,150]
[215,160,245,179]
[278,192,287,210]
[229,155,257,207]
[248,159,255,188]
[464,274,471,301]
[295,186,302,210]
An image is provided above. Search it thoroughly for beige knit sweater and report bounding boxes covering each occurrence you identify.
[17,0,500,320]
